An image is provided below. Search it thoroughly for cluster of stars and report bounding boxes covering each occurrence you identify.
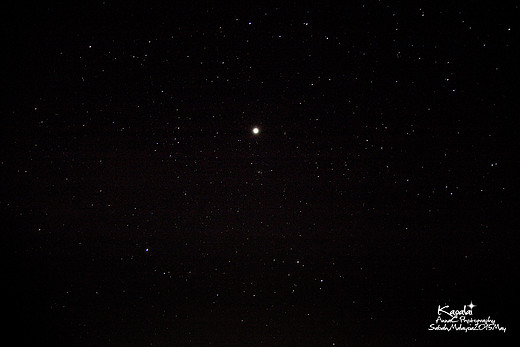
[3,2,516,345]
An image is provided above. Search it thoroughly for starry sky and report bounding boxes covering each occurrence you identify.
[3,1,519,345]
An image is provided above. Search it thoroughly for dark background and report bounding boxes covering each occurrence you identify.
[2,1,518,345]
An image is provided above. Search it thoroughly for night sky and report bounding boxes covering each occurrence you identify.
[3,1,519,345]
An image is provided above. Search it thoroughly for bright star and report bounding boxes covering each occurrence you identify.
[252,127,260,135]
[468,301,476,309]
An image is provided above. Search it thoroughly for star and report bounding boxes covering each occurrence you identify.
[252,127,260,135]
[468,301,476,310]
